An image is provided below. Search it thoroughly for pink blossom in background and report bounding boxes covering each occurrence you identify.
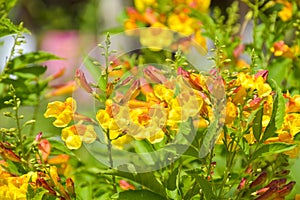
[41,30,95,85]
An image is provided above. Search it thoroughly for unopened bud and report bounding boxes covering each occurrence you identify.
[250,171,267,188]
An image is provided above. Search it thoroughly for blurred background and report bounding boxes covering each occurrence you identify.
[4,0,246,80]
[1,0,300,198]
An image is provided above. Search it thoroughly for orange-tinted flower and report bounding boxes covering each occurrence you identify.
[284,93,300,113]
[46,67,66,81]
[119,180,135,190]
[270,40,293,57]
[47,154,71,176]
[45,81,77,98]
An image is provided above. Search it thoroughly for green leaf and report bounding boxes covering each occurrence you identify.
[6,160,22,175]
[262,79,285,142]
[252,106,263,142]
[267,142,296,154]
[268,58,290,87]
[98,74,107,91]
[102,169,167,197]
[134,140,155,165]
[294,132,300,141]
[32,189,48,200]
[199,119,220,158]
[47,138,75,156]
[8,66,47,76]
[0,0,18,17]
[83,56,102,81]
[8,52,60,69]
[27,186,48,200]
[164,144,199,158]
[118,190,166,200]
[273,81,285,130]
[252,143,296,160]
[195,176,215,200]
[167,167,178,190]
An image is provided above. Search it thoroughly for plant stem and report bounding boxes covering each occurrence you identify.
[29,98,40,136]
[106,129,117,193]
[217,137,237,198]
[14,98,24,156]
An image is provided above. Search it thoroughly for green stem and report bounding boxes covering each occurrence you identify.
[106,129,117,193]
[14,99,24,156]
[29,97,40,136]
[217,137,237,198]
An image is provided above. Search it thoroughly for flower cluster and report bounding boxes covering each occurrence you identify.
[44,97,97,149]
[95,66,206,148]
[124,0,209,50]
[266,93,300,158]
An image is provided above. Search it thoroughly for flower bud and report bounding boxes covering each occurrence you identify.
[119,180,135,190]
[143,65,167,83]
[250,171,267,188]
[75,69,93,93]
[238,177,247,190]
[66,178,75,196]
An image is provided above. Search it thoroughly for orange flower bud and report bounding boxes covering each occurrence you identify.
[45,81,77,98]
[119,180,135,190]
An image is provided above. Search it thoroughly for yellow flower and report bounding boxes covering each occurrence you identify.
[168,12,197,35]
[61,124,97,150]
[134,0,156,12]
[194,30,207,51]
[111,134,133,149]
[0,168,37,200]
[140,23,174,51]
[225,101,237,124]
[236,72,255,90]
[256,77,272,98]
[278,0,293,21]
[96,109,112,129]
[65,135,82,150]
[44,97,76,127]
[186,0,211,12]
[153,84,174,103]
